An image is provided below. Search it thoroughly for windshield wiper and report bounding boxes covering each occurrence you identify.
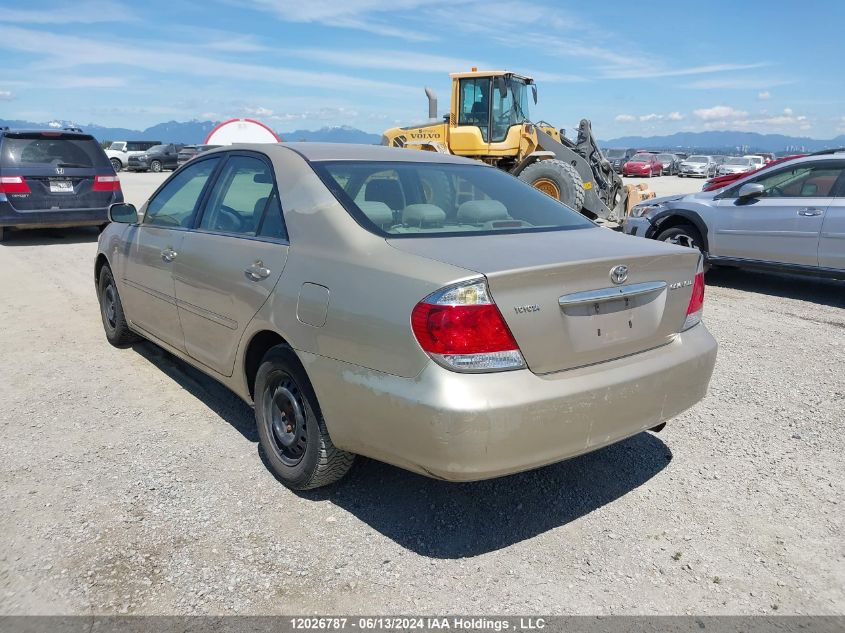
[56,162,89,168]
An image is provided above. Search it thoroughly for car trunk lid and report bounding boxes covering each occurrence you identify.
[388,228,701,374]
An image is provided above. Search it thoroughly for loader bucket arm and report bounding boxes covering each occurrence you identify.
[534,121,626,221]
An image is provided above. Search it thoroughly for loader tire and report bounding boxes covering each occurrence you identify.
[519,159,586,212]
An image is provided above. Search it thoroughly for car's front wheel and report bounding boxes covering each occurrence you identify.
[150,160,163,173]
[254,345,355,490]
[97,265,139,347]
[656,224,704,253]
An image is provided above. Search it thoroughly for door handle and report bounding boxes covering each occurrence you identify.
[161,248,178,262]
[245,261,271,281]
[797,208,823,217]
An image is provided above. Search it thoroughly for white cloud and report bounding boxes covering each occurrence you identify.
[0,90,13,101]
[682,78,789,90]
[693,105,749,121]
[667,111,685,121]
[614,114,636,122]
[783,107,793,116]
[758,91,771,100]
[0,1,134,24]
[602,62,769,80]
[289,48,486,74]
[244,106,274,117]
[638,113,661,122]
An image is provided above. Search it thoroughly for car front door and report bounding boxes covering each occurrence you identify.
[173,153,289,376]
[120,156,221,351]
[710,161,844,267]
[818,174,845,271]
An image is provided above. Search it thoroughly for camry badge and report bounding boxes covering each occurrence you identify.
[609,265,628,285]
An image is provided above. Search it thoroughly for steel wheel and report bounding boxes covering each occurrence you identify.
[532,177,561,199]
[263,374,307,467]
[101,281,118,331]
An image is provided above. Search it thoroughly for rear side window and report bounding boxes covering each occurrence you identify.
[314,160,593,238]
[1,134,109,169]
[199,155,277,237]
[144,157,220,228]
[737,162,845,198]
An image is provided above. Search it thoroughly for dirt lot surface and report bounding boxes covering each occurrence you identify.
[0,172,843,615]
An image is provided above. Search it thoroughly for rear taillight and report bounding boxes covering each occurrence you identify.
[0,176,31,194]
[411,279,525,372]
[92,175,121,192]
[682,267,706,331]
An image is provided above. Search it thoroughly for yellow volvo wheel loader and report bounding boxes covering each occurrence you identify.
[381,69,626,221]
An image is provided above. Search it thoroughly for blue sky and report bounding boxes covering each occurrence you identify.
[0,0,843,138]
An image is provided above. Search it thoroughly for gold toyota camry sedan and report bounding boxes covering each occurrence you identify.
[95,143,717,489]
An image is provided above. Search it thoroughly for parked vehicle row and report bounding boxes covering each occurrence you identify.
[606,148,778,179]
[105,140,161,173]
[126,143,185,173]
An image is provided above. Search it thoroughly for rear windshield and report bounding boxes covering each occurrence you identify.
[687,155,708,163]
[726,157,751,165]
[313,161,594,238]
[1,134,109,169]
[605,149,626,158]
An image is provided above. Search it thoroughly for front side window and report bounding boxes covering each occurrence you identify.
[144,157,220,228]
[314,161,594,238]
[458,77,491,142]
[739,162,845,198]
[199,155,277,236]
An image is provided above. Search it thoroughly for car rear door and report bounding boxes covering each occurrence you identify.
[710,161,843,267]
[120,156,221,351]
[818,173,845,271]
[173,152,289,376]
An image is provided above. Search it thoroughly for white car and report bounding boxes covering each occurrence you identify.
[743,155,766,170]
[105,140,161,172]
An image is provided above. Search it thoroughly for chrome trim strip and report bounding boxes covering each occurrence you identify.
[559,281,667,308]
[715,229,818,238]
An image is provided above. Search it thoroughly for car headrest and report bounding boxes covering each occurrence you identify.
[457,199,509,224]
[253,172,273,184]
[358,201,394,228]
[365,178,404,211]
[403,204,446,228]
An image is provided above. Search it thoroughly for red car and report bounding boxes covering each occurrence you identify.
[702,154,806,191]
[622,153,661,177]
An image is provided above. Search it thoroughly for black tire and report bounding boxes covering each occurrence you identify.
[110,158,122,173]
[150,160,162,173]
[0,227,5,243]
[255,345,355,490]
[655,224,704,253]
[518,159,586,211]
[97,265,139,347]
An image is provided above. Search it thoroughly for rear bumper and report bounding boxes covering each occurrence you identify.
[0,200,108,228]
[304,324,718,481]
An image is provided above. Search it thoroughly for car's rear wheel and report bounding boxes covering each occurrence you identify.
[150,160,163,173]
[254,345,355,490]
[110,158,122,173]
[97,265,139,347]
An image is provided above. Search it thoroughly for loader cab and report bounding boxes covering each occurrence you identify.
[450,71,535,157]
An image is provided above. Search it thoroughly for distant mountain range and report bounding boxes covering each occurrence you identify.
[3,117,842,152]
[0,118,382,145]
[599,130,845,153]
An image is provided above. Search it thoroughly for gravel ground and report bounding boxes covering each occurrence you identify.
[0,173,842,615]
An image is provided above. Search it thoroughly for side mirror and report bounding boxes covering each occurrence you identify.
[737,183,764,200]
[109,202,138,223]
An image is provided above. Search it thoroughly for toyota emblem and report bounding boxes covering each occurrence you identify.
[610,265,628,285]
